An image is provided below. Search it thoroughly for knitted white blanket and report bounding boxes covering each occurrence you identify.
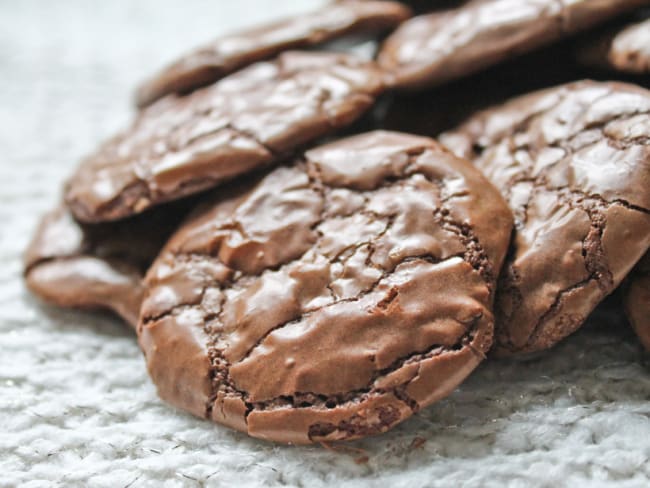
[1,1,649,486]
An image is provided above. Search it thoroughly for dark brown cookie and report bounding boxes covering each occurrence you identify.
[577,16,650,74]
[134,1,410,108]
[441,80,650,355]
[138,131,513,444]
[377,0,647,91]
[24,203,189,326]
[624,253,650,351]
[65,51,385,223]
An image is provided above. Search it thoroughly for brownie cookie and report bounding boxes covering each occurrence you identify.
[65,51,385,223]
[24,203,189,327]
[578,16,650,74]
[441,81,650,355]
[138,131,513,444]
[135,1,410,108]
[624,253,650,351]
[378,0,647,91]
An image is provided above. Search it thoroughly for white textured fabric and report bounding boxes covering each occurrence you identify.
[1,1,649,486]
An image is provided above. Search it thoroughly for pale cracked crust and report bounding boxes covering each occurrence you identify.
[624,252,650,351]
[378,0,648,91]
[138,131,513,444]
[441,80,650,355]
[65,51,386,223]
[23,202,191,327]
[134,1,411,108]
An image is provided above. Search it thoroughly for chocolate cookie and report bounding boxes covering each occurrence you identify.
[135,1,410,108]
[378,0,647,91]
[624,253,650,351]
[138,131,513,444]
[441,81,650,355]
[24,203,189,326]
[578,16,650,74]
[65,51,385,223]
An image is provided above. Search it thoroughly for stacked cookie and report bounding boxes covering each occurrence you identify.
[24,0,650,444]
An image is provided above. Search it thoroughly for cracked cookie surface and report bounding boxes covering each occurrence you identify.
[624,252,650,351]
[24,202,191,327]
[138,130,513,444]
[378,0,647,91]
[65,51,385,223]
[441,80,650,355]
[135,1,410,108]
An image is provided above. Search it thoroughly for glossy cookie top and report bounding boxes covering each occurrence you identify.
[442,80,650,355]
[378,0,647,90]
[65,51,386,223]
[138,131,513,444]
[135,0,410,108]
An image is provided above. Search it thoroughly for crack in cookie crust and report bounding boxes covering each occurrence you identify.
[65,51,385,223]
[139,131,512,443]
[442,81,650,355]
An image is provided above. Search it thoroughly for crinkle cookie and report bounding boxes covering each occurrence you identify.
[442,81,650,355]
[378,0,647,90]
[138,131,513,444]
[135,1,410,108]
[65,51,385,223]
